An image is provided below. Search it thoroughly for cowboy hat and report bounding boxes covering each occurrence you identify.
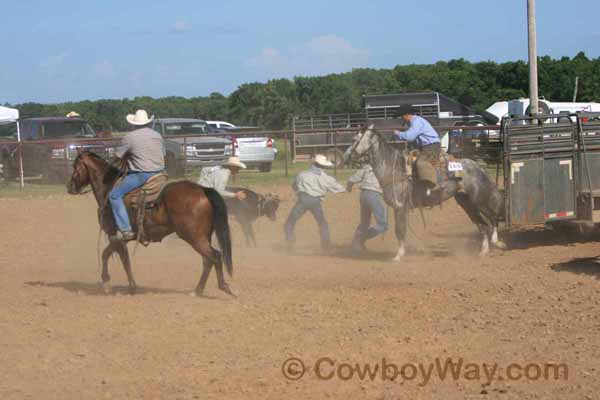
[313,154,333,168]
[223,156,246,169]
[126,109,155,126]
[66,111,80,118]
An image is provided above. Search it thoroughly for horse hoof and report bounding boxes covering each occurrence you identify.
[189,291,200,298]
[128,287,137,295]
[493,240,507,250]
[102,282,112,295]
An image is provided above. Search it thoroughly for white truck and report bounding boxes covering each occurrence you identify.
[207,121,277,172]
[486,98,600,122]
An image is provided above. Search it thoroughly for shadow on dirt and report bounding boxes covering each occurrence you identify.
[551,257,600,279]
[24,280,221,298]
[506,227,599,250]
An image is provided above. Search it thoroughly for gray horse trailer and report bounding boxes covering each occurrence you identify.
[502,112,600,229]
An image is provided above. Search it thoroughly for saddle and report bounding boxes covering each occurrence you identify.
[115,172,169,245]
[124,172,169,208]
[409,150,463,187]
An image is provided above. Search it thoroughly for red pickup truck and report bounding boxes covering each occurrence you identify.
[0,117,117,183]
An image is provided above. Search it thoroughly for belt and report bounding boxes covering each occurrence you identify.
[127,169,165,175]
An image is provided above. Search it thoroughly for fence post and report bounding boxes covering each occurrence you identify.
[333,129,337,177]
[284,131,289,178]
[183,136,187,177]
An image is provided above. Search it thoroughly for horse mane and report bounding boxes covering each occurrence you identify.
[78,151,121,185]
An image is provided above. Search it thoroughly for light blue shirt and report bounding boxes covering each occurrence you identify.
[394,115,440,146]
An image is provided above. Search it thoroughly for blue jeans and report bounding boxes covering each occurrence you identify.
[352,190,388,247]
[109,172,158,233]
[284,192,330,247]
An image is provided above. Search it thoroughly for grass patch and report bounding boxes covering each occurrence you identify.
[0,181,67,198]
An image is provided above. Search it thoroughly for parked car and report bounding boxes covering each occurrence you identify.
[206,122,276,172]
[0,117,115,183]
[151,118,232,176]
[207,121,236,130]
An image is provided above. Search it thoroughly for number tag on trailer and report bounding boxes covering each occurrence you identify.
[448,162,463,172]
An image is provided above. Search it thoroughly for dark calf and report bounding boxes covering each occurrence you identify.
[225,186,280,246]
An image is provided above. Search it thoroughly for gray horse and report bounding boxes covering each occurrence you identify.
[347,124,506,260]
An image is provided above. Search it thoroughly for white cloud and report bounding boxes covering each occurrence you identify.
[93,60,115,78]
[245,35,369,77]
[172,20,189,33]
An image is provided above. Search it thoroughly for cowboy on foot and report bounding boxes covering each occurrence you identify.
[197,156,248,201]
[284,154,346,253]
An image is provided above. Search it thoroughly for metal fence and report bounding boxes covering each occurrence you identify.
[1,123,506,189]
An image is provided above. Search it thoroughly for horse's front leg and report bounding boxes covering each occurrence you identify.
[115,242,137,294]
[101,242,117,294]
[392,207,407,262]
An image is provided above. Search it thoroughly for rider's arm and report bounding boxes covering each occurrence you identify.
[214,169,237,199]
[394,118,424,142]
[114,135,130,159]
[346,168,364,191]
[324,174,346,194]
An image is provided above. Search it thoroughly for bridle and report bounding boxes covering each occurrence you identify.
[70,154,93,195]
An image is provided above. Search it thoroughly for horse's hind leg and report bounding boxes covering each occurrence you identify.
[191,238,236,297]
[195,256,213,297]
[392,207,407,262]
[101,242,117,294]
[115,242,137,294]
[212,248,238,297]
[455,193,491,256]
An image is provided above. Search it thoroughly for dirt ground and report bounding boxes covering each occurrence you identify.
[1,184,600,400]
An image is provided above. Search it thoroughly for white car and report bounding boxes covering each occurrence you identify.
[207,121,277,173]
[207,121,236,130]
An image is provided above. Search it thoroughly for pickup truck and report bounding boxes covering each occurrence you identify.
[207,121,276,172]
[0,117,115,183]
[151,118,233,176]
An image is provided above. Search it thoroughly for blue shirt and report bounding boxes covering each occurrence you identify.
[394,115,440,146]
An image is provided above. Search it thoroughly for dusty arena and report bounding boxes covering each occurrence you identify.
[1,183,600,399]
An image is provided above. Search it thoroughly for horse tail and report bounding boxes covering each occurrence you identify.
[203,187,233,276]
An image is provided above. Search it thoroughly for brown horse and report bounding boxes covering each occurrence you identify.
[66,151,236,297]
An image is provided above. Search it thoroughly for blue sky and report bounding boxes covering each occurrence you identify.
[2,0,599,104]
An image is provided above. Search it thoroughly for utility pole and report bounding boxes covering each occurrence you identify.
[527,0,539,116]
[573,76,579,102]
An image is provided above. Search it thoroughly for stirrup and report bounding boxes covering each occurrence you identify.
[110,231,136,242]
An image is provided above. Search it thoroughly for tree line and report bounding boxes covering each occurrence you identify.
[8,52,599,131]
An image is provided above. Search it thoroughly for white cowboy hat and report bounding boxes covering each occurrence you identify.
[313,154,333,168]
[66,111,80,118]
[223,156,246,169]
[126,109,154,126]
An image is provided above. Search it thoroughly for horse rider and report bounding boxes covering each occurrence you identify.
[347,163,388,253]
[109,109,165,241]
[284,154,345,252]
[393,105,442,199]
[197,156,248,200]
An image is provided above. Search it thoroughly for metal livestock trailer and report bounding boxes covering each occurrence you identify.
[502,112,600,230]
